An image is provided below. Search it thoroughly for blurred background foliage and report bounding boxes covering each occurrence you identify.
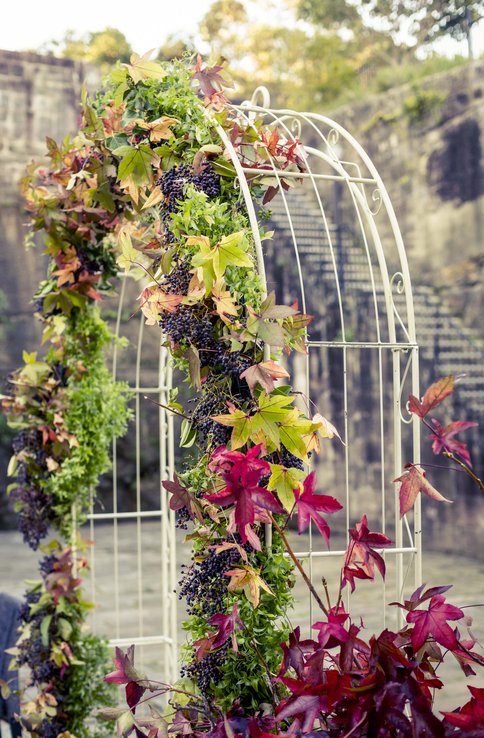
[35,0,481,109]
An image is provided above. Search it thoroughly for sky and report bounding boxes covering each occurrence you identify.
[0,0,213,53]
[1,0,482,58]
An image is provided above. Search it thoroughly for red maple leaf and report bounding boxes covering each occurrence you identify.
[105,645,141,684]
[341,515,392,593]
[277,626,319,679]
[394,464,452,517]
[406,594,463,652]
[442,686,484,729]
[293,471,342,544]
[428,419,478,466]
[191,54,233,99]
[408,375,456,418]
[312,605,349,648]
[209,603,245,652]
[204,444,283,545]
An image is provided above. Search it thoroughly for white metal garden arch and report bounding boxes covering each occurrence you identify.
[86,88,421,678]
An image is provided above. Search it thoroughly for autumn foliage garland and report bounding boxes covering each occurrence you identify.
[3,51,484,738]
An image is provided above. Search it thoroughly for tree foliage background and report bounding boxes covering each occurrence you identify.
[40,0,480,112]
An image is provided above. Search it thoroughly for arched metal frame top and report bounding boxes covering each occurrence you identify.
[211,88,422,627]
[86,88,423,674]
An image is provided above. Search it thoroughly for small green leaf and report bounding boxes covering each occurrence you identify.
[267,464,305,511]
[117,709,135,737]
[40,614,52,647]
[57,618,73,640]
[180,419,197,448]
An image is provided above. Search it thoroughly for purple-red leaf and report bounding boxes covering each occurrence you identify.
[209,603,245,652]
[341,515,392,592]
[312,605,349,648]
[293,471,342,544]
[126,680,145,712]
[408,375,455,418]
[394,464,452,517]
[205,444,282,544]
[105,645,140,685]
[162,473,191,512]
[428,419,478,466]
[406,594,464,652]
[192,55,233,99]
[442,686,484,728]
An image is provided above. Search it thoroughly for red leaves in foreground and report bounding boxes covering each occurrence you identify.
[406,594,464,652]
[394,464,452,517]
[342,515,392,592]
[204,444,283,548]
[293,471,342,544]
[442,686,484,729]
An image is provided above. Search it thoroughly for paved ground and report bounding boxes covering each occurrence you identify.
[1,524,483,714]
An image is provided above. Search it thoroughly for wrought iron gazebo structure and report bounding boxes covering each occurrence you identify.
[85,89,421,680]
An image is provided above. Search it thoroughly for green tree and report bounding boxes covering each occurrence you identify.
[298,0,482,58]
[366,0,482,58]
[157,35,196,62]
[40,27,132,69]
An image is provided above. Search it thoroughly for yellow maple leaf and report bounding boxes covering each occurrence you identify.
[211,278,239,324]
[124,51,166,84]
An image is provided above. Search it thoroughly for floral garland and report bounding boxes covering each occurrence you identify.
[3,52,484,737]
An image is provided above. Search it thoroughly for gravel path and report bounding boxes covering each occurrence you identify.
[1,524,483,713]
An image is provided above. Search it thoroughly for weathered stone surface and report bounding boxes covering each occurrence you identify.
[331,60,484,337]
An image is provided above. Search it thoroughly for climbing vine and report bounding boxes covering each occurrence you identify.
[3,50,484,738]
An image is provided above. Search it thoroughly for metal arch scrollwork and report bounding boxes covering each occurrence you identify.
[390,271,411,344]
[240,86,271,114]
[398,348,416,425]
[368,188,383,216]
[279,115,302,139]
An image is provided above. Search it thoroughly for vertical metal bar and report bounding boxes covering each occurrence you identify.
[135,315,145,642]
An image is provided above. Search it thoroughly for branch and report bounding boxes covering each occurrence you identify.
[442,451,484,492]
[269,513,328,617]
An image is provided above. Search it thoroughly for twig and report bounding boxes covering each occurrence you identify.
[143,395,190,420]
[269,513,328,616]
[442,451,484,492]
[342,713,368,738]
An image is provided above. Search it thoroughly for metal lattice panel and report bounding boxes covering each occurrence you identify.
[86,88,422,667]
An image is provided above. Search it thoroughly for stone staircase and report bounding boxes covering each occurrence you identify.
[266,189,484,427]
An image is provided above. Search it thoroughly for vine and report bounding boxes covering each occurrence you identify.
[3,50,483,738]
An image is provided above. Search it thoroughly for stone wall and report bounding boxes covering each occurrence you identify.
[0,50,92,375]
[332,60,484,338]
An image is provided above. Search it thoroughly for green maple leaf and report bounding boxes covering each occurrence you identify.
[250,391,295,448]
[245,291,298,347]
[279,409,314,461]
[211,402,253,450]
[267,463,305,511]
[191,231,252,291]
[114,144,156,184]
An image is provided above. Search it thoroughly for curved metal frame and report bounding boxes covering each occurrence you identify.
[86,87,421,669]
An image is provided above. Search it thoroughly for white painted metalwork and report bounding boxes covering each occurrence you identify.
[221,88,422,632]
[86,274,178,681]
[85,87,422,670]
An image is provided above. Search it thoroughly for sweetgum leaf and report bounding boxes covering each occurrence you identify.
[408,375,455,418]
[394,465,452,517]
[267,463,305,511]
[428,419,478,466]
[240,360,289,397]
[407,594,463,652]
[124,51,166,83]
[225,565,273,608]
